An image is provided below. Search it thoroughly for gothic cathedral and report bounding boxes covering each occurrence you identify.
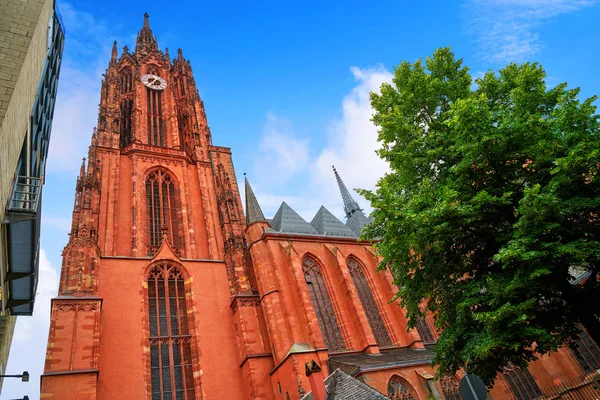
[41,14,600,400]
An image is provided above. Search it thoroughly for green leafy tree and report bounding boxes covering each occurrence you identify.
[361,47,600,384]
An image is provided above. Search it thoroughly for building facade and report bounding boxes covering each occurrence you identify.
[41,14,599,400]
[0,0,64,391]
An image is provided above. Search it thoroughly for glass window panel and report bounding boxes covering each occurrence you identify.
[158,280,165,298]
[148,264,195,400]
[504,367,542,400]
[348,258,392,346]
[416,318,435,343]
[303,257,345,351]
[150,316,158,337]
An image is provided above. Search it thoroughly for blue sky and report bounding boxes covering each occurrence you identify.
[3,0,600,398]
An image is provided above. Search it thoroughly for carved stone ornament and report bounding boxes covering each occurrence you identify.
[55,301,98,312]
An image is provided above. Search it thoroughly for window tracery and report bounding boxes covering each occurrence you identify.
[147,263,195,400]
[387,375,417,400]
[302,257,345,351]
[347,257,392,346]
[146,170,183,256]
[440,376,461,400]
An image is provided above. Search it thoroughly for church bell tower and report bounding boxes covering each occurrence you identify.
[41,14,267,399]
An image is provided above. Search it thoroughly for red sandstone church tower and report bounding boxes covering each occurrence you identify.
[41,14,600,400]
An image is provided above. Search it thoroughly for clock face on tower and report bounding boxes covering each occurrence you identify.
[141,74,167,90]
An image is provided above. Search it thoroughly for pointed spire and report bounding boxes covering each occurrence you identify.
[79,158,86,178]
[87,129,98,171]
[332,165,363,219]
[174,48,187,72]
[111,40,118,62]
[244,174,266,225]
[136,13,158,53]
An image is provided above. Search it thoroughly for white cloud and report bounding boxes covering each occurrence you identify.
[250,66,393,223]
[47,2,124,174]
[252,112,311,185]
[3,249,59,399]
[311,66,392,217]
[48,65,103,174]
[465,0,595,62]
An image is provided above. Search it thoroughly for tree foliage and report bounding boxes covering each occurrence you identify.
[361,47,600,384]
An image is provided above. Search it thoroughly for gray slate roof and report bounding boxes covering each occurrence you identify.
[270,202,320,235]
[329,347,435,377]
[310,206,357,238]
[245,177,266,225]
[300,369,389,400]
[346,210,372,236]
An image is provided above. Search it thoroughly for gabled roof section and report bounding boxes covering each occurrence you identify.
[270,202,319,235]
[300,368,390,400]
[245,176,266,225]
[347,211,372,236]
[310,206,357,238]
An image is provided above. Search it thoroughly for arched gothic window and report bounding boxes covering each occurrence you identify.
[503,365,542,400]
[387,375,417,400]
[440,376,461,400]
[303,257,345,351]
[119,68,134,148]
[347,258,392,346]
[120,97,133,148]
[569,324,600,374]
[146,170,183,256]
[147,264,195,400]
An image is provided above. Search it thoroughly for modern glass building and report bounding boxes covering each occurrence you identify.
[0,0,64,391]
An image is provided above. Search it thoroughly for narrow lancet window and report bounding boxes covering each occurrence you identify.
[146,170,183,256]
[302,257,345,351]
[147,88,165,146]
[120,98,133,148]
[148,264,195,400]
[415,317,436,344]
[120,68,133,93]
[347,258,392,346]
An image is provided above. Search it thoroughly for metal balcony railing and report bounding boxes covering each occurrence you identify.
[7,176,42,214]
